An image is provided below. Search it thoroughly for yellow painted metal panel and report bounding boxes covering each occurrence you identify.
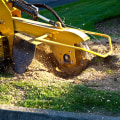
[0,0,14,57]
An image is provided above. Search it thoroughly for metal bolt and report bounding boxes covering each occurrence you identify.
[69,51,72,53]
[60,51,63,54]
[71,60,73,64]
[0,20,4,24]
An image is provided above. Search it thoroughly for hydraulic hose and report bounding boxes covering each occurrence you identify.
[32,3,66,27]
[9,0,65,27]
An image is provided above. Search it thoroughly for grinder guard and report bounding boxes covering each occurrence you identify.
[13,36,35,74]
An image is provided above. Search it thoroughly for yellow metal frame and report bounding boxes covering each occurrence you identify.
[13,17,112,59]
[79,30,113,57]
[35,31,112,58]
[0,0,14,57]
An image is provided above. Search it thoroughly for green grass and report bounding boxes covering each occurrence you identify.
[1,79,120,115]
[22,83,120,114]
[23,0,120,32]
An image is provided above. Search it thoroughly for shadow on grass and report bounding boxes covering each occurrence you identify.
[0,72,13,80]
[16,82,120,116]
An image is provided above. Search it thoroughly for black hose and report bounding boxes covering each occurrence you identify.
[32,3,66,27]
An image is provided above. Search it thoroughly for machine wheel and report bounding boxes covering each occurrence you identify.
[59,43,90,76]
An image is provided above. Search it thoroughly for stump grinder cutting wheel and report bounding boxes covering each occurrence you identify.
[0,0,113,74]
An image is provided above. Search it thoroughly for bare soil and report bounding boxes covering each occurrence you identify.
[7,17,120,92]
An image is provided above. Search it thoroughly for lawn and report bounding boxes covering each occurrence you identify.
[0,79,120,115]
[23,0,120,31]
[0,0,120,116]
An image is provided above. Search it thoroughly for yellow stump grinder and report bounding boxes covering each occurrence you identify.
[0,0,113,74]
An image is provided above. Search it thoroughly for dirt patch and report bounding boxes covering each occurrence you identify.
[5,17,120,92]
[95,16,120,36]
